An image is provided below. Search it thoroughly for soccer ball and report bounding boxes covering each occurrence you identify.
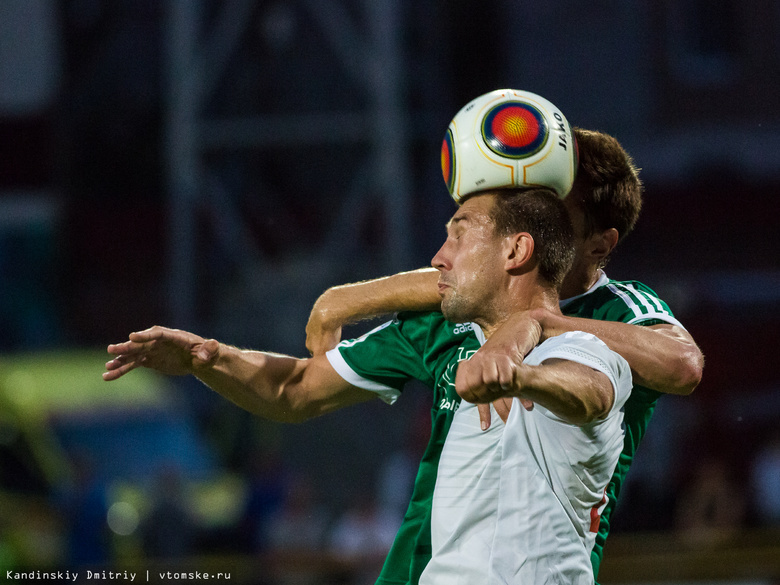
[441,89,578,202]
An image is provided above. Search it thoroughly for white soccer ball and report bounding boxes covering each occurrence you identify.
[441,89,577,202]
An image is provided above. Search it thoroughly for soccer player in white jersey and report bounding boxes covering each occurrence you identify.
[104,187,631,584]
[304,128,705,582]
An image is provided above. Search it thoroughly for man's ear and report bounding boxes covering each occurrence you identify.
[505,232,535,271]
[586,228,619,264]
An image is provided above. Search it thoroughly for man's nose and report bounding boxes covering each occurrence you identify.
[431,244,449,271]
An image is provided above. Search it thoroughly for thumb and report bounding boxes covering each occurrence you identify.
[195,339,220,365]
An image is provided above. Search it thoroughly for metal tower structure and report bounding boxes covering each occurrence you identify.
[164,0,447,349]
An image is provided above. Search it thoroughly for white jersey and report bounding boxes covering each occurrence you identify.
[420,331,632,585]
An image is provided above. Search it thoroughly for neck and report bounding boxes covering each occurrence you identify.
[560,265,602,300]
[476,283,561,339]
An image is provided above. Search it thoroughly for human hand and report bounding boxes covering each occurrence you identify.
[103,326,220,381]
[461,312,542,428]
[456,347,528,401]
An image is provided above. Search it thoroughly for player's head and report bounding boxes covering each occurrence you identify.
[488,188,575,288]
[566,128,643,267]
[431,187,574,324]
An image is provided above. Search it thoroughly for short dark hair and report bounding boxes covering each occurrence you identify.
[477,187,575,289]
[569,128,643,244]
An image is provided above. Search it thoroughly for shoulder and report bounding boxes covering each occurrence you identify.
[603,279,664,303]
[602,279,683,327]
[564,277,683,328]
[342,311,445,341]
[529,331,626,371]
[335,311,478,364]
[529,332,633,405]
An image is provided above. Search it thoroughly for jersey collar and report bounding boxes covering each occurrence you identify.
[470,323,487,346]
[559,270,609,309]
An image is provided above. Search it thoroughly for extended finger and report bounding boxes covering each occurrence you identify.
[493,397,512,423]
[102,358,140,381]
[477,403,492,431]
[128,326,169,343]
[107,337,158,355]
[104,352,144,370]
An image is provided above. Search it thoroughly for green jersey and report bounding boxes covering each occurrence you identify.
[328,312,483,584]
[559,271,684,580]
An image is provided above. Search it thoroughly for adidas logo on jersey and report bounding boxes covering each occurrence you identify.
[453,323,472,335]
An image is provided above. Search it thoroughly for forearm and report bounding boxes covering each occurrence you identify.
[195,345,372,422]
[306,268,443,355]
[313,268,441,328]
[193,344,313,423]
[105,327,373,422]
[513,359,613,425]
[455,352,613,425]
[532,309,703,395]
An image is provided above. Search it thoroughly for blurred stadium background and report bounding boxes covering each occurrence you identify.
[0,0,779,583]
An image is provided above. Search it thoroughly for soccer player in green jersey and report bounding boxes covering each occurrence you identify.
[104,187,632,584]
[304,127,705,581]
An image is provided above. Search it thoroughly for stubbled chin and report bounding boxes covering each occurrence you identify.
[440,298,452,320]
[440,297,464,323]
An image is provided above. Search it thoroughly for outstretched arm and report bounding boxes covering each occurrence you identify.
[104,326,375,423]
[306,268,440,355]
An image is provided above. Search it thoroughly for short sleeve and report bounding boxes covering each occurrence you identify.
[326,314,436,404]
[525,331,633,414]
